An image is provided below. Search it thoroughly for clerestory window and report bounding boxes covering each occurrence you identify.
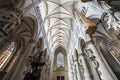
[57,52,64,68]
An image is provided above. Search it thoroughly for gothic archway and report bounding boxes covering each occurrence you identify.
[53,46,68,80]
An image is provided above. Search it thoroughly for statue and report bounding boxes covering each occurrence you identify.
[24,50,46,80]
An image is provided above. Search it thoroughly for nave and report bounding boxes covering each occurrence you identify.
[0,0,120,80]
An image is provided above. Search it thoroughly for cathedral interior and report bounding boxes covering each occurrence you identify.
[0,0,120,80]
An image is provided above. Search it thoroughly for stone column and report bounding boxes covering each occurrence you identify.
[85,48,101,80]
[71,68,74,80]
[78,53,91,80]
[86,35,118,80]
[73,50,82,80]
[73,64,77,80]
[12,40,37,80]
[74,60,82,80]
[67,54,73,80]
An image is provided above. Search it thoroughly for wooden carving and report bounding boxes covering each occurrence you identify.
[73,8,97,35]
[74,7,97,35]
[80,13,97,35]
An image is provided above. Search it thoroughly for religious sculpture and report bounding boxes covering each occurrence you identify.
[24,50,46,80]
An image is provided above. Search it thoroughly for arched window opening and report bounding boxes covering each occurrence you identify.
[0,41,15,68]
[57,52,64,68]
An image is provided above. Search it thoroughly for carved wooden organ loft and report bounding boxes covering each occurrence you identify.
[73,7,97,35]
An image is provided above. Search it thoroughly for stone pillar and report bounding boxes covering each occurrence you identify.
[78,53,91,80]
[85,49,101,80]
[73,64,77,80]
[71,68,74,80]
[86,35,118,80]
[73,50,82,80]
[12,40,37,80]
[74,60,82,80]
[68,54,73,80]
[68,63,74,80]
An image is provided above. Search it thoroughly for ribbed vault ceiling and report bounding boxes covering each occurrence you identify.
[44,0,76,51]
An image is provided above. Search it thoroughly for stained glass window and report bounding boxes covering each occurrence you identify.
[0,42,15,68]
[57,52,64,68]
[106,42,120,62]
